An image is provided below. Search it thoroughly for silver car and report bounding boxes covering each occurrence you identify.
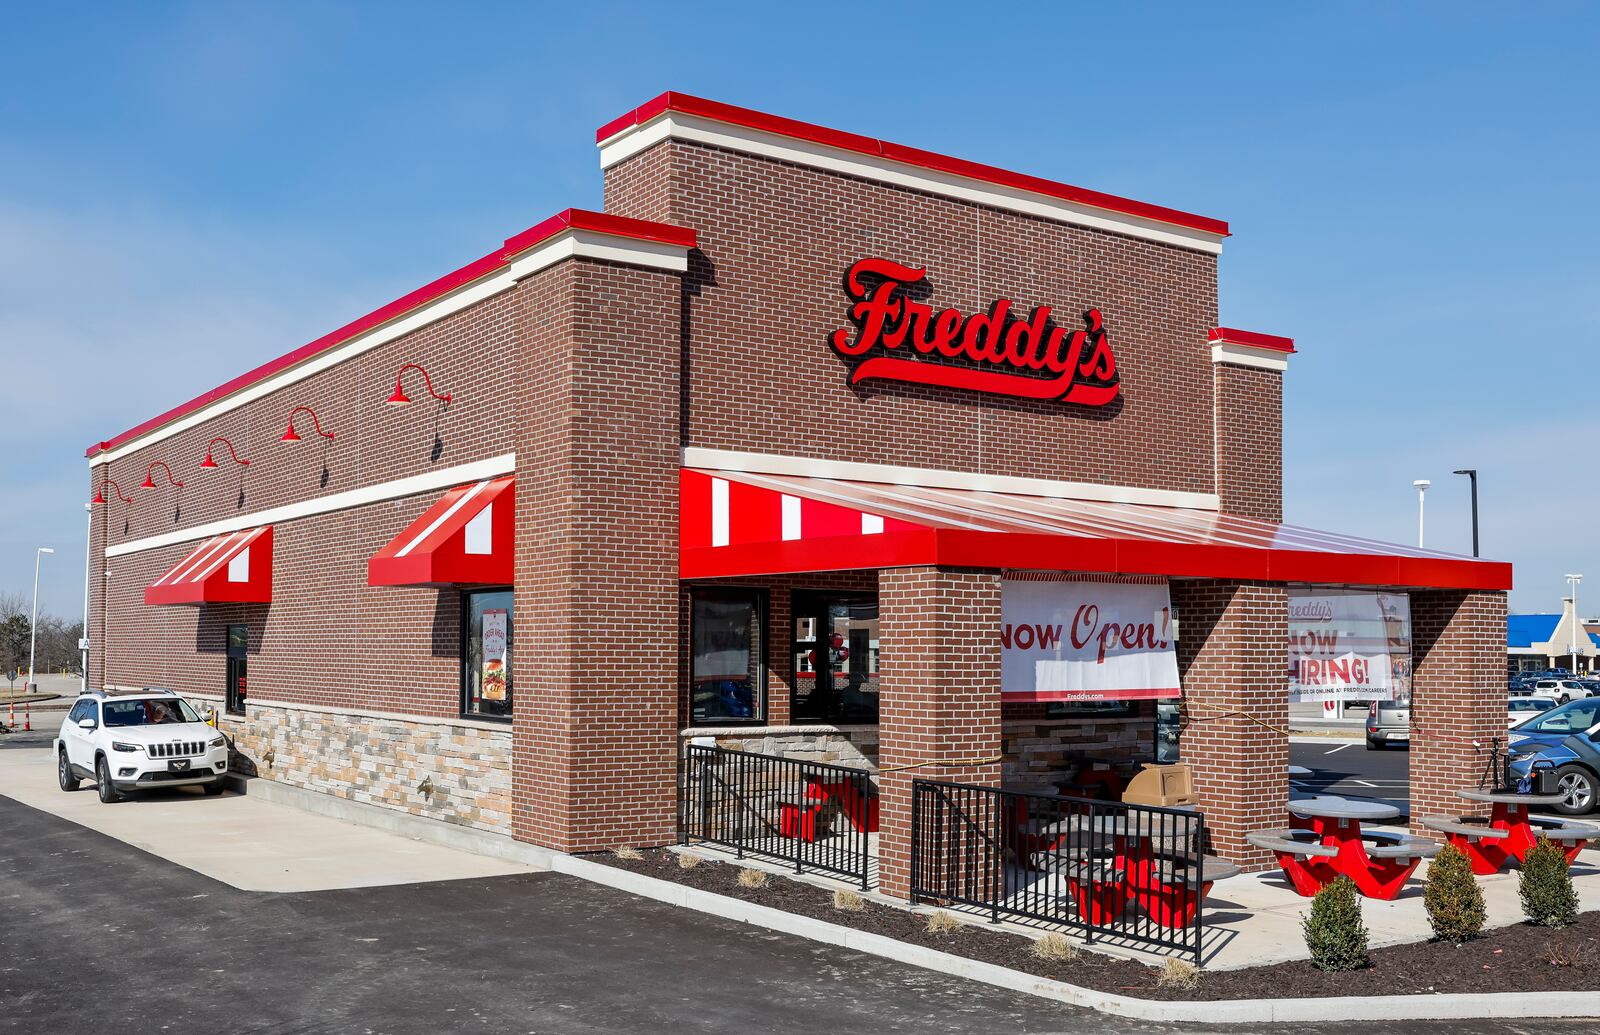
[1366,699,1410,750]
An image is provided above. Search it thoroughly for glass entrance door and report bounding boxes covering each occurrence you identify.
[792,592,879,723]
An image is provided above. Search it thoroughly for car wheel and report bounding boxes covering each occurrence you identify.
[1553,764,1596,816]
[95,756,123,804]
[1366,739,1380,751]
[203,781,224,797]
[57,750,80,792]
[1558,694,1571,705]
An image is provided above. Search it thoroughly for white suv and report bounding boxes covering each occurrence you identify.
[1530,679,1594,705]
[55,689,229,803]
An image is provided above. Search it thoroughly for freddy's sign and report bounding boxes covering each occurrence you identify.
[828,257,1120,405]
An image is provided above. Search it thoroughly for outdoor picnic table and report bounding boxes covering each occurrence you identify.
[1278,796,1432,900]
[1423,788,1590,874]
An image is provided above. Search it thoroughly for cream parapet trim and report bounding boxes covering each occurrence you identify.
[681,447,1222,511]
[88,228,692,468]
[598,112,1226,256]
[104,453,515,558]
[1210,342,1291,372]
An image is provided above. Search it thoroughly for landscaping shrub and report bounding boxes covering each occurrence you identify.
[676,852,703,870]
[1030,932,1079,963]
[736,867,769,889]
[1154,958,1200,990]
[832,889,866,913]
[1520,836,1578,928]
[611,846,642,861]
[1301,875,1369,971]
[1423,843,1485,943]
[925,910,962,936]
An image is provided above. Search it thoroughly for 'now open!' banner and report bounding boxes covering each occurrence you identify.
[1000,576,1180,701]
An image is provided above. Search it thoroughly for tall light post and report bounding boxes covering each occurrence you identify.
[1412,479,1431,548]
[1567,573,1584,674]
[28,547,55,694]
[81,503,92,692]
[1453,469,1479,558]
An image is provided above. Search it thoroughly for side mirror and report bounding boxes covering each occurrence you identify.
[77,718,96,731]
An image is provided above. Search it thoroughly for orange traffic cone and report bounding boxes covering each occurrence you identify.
[22,700,30,732]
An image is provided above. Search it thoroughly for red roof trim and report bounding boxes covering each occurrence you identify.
[598,92,1230,239]
[87,210,696,459]
[1209,327,1297,353]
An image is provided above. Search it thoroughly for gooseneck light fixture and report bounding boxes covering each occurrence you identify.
[200,436,251,469]
[139,460,185,490]
[91,477,134,505]
[387,363,453,406]
[281,405,336,444]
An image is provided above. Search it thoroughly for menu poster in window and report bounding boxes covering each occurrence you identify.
[481,609,509,702]
[1000,576,1179,701]
[1288,589,1410,703]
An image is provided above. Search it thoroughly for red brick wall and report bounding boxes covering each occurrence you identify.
[1409,590,1508,829]
[1214,363,1284,522]
[89,283,521,717]
[1170,579,1288,869]
[605,141,1221,495]
[877,566,1002,899]
[512,258,684,853]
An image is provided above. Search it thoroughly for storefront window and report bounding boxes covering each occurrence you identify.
[463,589,513,719]
[690,588,765,724]
[792,592,879,723]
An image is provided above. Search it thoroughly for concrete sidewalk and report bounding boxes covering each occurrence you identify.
[0,747,536,892]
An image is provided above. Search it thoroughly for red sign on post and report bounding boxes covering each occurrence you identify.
[829,257,1120,405]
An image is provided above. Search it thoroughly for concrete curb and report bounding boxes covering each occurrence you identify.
[227,774,1600,1024]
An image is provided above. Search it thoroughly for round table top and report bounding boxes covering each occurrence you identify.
[1288,796,1400,821]
[1456,788,1566,805]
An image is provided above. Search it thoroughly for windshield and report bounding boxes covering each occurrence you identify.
[1514,699,1600,735]
[102,698,202,728]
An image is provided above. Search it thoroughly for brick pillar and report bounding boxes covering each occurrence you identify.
[1213,354,1285,523]
[1409,590,1507,829]
[1170,579,1287,870]
[877,567,1002,899]
[512,257,683,853]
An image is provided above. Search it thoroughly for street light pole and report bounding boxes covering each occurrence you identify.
[1453,468,1479,557]
[1568,573,1585,675]
[1413,479,1431,548]
[28,547,55,695]
[81,503,92,693]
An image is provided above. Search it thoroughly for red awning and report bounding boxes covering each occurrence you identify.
[680,469,1511,591]
[145,526,274,605]
[368,477,514,587]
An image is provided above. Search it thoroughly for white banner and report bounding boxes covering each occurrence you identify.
[1001,577,1180,701]
[1288,589,1411,702]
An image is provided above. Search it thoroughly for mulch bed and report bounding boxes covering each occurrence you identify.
[591,848,1600,1001]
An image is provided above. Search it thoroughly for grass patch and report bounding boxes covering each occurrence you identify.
[924,910,962,936]
[676,853,703,870]
[1030,932,1079,963]
[832,889,866,913]
[611,846,643,861]
[737,867,769,889]
[1154,957,1200,990]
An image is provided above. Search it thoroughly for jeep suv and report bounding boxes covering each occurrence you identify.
[55,689,229,803]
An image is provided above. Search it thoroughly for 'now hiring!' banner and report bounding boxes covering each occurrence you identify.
[1000,576,1180,702]
[1288,588,1411,703]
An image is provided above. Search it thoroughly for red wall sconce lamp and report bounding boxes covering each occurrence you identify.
[91,478,134,505]
[200,437,252,469]
[387,363,453,406]
[281,406,335,444]
[139,460,185,489]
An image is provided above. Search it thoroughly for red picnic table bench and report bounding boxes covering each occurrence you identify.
[778,773,878,841]
[1249,796,1438,900]
[1419,788,1598,874]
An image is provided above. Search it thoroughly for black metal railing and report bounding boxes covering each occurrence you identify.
[679,745,874,889]
[911,779,1208,962]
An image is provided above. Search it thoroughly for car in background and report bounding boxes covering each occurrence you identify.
[1526,678,1593,705]
[1508,694,1558,728]
[1507,698,1600,815]
[1366,699,1410,750]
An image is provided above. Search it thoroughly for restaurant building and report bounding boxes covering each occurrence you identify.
[85,93,1512,885]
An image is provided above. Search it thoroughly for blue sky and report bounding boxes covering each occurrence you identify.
[2,2,1596,619]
